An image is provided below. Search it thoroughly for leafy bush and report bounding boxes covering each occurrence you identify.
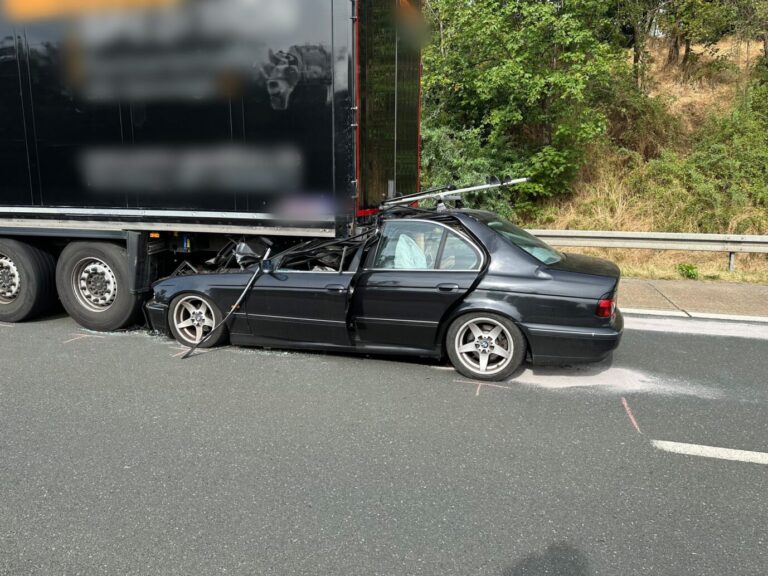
[754,57,768,84]
[419,0,768,234]
[629,83,768,234]
[419,126,495,190]
[420,0,621,203]
[602,73,682,159]
[677,263,700,279]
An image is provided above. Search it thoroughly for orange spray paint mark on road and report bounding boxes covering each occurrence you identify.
[62,333,105,344]
[621,397,643,434]
[455,379,514,397]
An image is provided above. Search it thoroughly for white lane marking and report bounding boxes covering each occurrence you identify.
[624,316,768,341]
[622,308,689,318]
[688,311,768,324]
[623,308,768,323]
[0,322,15,328]
[652,440,768,465]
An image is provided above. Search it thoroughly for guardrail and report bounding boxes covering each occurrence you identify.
[528,230,768,271]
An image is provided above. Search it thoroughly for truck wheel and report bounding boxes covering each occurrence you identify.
[169,294,228,348]
[0,238,56,323]
[56,242,142,331]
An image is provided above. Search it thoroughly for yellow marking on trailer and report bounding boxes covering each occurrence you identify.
[4,0,178,21]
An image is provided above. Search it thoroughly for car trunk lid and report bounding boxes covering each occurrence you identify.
[547,252,621,279]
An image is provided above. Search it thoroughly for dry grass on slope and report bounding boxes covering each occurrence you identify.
[645,38,763,134]
[518,38,768,283]
[521,150,768,284]
[562,248,768,284]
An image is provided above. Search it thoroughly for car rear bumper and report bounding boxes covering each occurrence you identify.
[145,299,170,335]
[523,310,623,364]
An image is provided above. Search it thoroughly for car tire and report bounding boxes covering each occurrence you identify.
[0,238,56,323]
[56,242,143,332]
[168,293,228,348]
[446,312,526,381]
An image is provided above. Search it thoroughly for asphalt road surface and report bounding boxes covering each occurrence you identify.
[1,314,767,576]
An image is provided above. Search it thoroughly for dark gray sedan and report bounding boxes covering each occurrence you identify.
[146,209,623,381]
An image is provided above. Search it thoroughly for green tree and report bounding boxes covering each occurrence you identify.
[662,0,734,67]
[732,0,768,59]
[421,0,621,211]
[617,0,663,86]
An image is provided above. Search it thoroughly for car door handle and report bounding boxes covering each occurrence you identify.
[325,284,347,293]
[436,283,460,292]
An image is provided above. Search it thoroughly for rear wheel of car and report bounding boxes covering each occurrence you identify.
[0,238,56,323]
[169,294,228,348]
[56,242,143,331]
[446,313,526,381]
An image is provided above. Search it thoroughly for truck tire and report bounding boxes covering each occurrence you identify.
[0,238,56,323]
[56,242,142,332]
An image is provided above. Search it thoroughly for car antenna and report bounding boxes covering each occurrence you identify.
[381,176,529,208]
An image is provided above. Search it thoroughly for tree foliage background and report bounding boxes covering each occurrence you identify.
[419,0,768,230]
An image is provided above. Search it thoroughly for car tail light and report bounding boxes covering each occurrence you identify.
[596,297,616,318]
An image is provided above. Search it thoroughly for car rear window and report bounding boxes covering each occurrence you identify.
[485,218,562,265]
[438,231,480,270]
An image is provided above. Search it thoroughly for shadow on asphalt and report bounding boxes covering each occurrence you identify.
[24,310,68,323]
[503,543,591,576]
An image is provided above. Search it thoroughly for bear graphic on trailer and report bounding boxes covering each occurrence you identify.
[262,45,335,111]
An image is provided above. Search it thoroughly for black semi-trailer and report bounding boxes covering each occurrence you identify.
[0,0,421,331]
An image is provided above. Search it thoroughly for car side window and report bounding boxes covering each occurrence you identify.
[438,231,481,270]
[374,221,445,269]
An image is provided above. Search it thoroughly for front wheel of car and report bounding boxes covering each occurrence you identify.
[446,313,526,381]
[169,294,228,348]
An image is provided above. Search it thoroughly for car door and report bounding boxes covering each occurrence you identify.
[245,270,354,347]
[352,220,485,351]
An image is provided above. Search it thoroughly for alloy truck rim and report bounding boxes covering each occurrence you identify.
[173,295,215,344]
[0,253,21,304]
[71,258,118,312]
[454,317,514,376]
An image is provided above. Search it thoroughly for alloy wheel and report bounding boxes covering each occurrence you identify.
[172,295,216,344]
[454,317,515,376]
